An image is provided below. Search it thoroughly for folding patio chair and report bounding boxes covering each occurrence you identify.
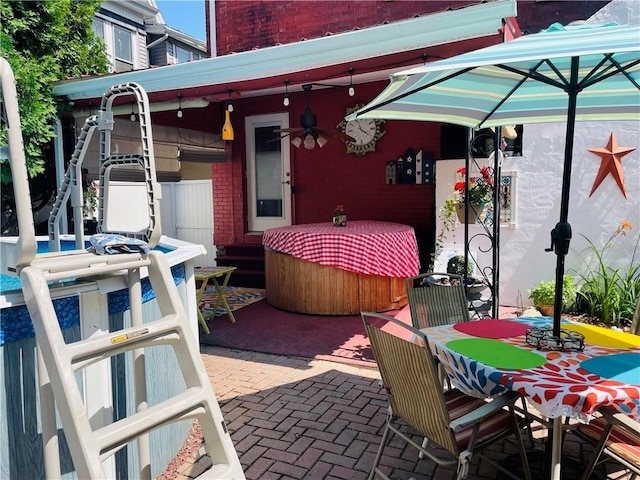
[361,312,532,480]
[573,406,640,480]
[405,272,536,446]
[405,272,469,329]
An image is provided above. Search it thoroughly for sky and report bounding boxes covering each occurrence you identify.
[156,0,206,41]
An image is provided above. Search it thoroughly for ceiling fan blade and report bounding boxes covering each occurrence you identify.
[274,127,304,133]
[266,133,291,143]
[317,128,355,143]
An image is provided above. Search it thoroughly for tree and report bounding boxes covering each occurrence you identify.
[1,0,108,232]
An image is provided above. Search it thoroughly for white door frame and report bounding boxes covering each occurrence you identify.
[245,113,291,231]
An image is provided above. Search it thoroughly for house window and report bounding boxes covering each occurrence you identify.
[175,45,192,64]
[114,25,133,63]
[472,127,523,158]
[92,18,104,40]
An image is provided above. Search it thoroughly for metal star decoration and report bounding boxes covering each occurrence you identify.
[588,132,635,199]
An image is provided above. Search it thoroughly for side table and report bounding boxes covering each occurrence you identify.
[195,266,237,333]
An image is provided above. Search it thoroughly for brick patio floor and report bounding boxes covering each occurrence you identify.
[164,345,633,480]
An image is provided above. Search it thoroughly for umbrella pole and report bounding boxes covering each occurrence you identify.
[544,59,580,480]
[549,57,580,340]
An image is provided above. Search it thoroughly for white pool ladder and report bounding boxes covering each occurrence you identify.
[21,252,244,480]
[1,57,244,479]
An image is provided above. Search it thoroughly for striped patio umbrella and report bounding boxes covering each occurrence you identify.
[349,22,640,341]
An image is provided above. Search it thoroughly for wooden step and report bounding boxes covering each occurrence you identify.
[217,255,264,271]
[226,269,265,289]
[217,244,265,288]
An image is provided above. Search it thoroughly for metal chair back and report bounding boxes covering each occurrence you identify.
[405,272,469,329]
[363,312,459,454]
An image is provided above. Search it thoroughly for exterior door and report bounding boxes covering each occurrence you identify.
[246,113,291,231]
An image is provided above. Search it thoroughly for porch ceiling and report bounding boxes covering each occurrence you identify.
[54,0,516,107]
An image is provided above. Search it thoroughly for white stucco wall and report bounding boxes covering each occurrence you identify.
[435,0,640,307]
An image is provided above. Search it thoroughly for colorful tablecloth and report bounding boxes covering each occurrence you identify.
[262,221,420,278]
[425,316,640,423]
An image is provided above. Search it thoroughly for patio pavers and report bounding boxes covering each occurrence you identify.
[167,345,632,480]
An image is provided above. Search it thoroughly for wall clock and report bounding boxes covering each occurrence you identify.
[336,104,386,156]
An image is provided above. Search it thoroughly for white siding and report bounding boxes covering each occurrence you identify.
[136,29,148,69]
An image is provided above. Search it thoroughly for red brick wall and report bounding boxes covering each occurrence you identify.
[213,81,442,266]
[213,1,609,55]
[214,1,457,55]
[211,0,610,261]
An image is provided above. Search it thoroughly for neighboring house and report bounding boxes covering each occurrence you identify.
[91,0,206,73]
[53,0,622,294]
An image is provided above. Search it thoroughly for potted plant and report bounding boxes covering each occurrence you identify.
[452,165,494,224]
[446,254,489,298]
[528,275,576,316]
[332,204,347,226]
[446,255,473,276]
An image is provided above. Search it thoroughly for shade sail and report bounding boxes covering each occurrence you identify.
[348,23,640,128]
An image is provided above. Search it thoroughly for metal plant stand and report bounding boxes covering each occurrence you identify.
[460,127,504,319]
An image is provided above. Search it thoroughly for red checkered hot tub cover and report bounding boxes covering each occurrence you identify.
[262,221,420,278]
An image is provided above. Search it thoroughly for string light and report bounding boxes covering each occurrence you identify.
[222,88,234,141]
[130,100,136,122]
[283,80,290,107]
[226,87,234,112]
[348,68,355,97]
[177,94,183,118]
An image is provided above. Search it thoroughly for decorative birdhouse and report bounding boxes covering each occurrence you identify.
[386,161,396,184]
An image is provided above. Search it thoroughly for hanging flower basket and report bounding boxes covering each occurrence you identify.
[456,202,487,224]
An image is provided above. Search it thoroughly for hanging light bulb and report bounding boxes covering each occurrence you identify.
[303,133,315,150]
[130,100,136,122]
[177,94,183,118]
[283,80,290,107]
[291,137,302,148]
[226,87,234,112]
[348,68,355,97]
[222,89,234,140]
[316,135,328,148]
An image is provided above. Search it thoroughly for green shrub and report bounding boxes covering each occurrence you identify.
[571,221,640,326]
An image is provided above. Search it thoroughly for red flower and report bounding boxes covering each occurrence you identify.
[451,165,494,205]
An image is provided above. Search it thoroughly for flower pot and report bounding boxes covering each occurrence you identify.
[538,304,554,316]
[456,203,487,224]
[332,214,347,227]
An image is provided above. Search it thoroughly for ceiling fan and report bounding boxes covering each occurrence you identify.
[274,84,355,149]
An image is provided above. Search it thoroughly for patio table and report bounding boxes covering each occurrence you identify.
[422,316,640,479]
[195,266,237,333]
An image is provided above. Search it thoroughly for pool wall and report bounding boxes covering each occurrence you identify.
[0,236,205,479]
